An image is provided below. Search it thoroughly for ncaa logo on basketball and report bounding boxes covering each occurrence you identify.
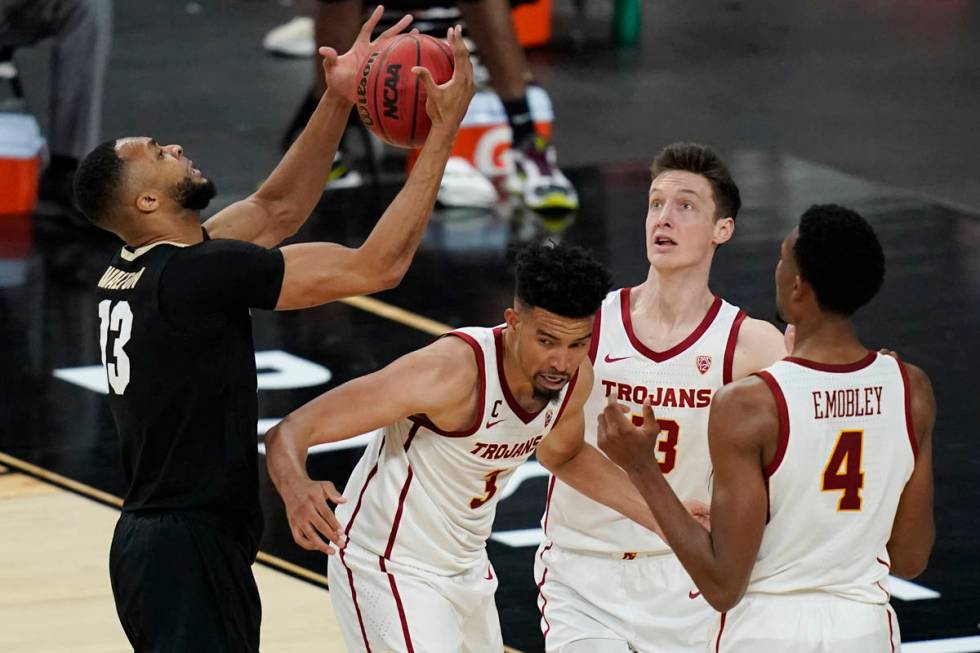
[544,409,554,428]
[696,355,712,375]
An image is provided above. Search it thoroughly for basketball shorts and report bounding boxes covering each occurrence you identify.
[712,592,901,653]
[535,541,715,653]
[328,540,504,652]
[109,510,261,652]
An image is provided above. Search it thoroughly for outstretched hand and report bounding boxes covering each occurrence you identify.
[320,6,413,104]
[412,25,475,136]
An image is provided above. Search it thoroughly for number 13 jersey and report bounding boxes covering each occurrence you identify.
[337,326,576,576]
[545,288,745,555]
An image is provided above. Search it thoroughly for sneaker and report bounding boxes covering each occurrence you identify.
[438,157,498,208]
[327,149,363,190]
[263,17,315,58]
[505,136,579,213]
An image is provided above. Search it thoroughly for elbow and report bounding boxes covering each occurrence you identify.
[703,584,745,613]
[890,551,932,580]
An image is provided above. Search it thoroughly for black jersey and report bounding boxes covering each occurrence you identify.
[96,230,284,544]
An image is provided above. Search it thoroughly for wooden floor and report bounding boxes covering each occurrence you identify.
[0,469,346,653]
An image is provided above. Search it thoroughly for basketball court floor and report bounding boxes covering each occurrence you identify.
[2,1,978,652]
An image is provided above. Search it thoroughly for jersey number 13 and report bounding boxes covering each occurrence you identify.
[98,299,133,395]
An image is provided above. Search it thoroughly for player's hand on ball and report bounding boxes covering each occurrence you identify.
[282,477,348,555]
[598,397,662,474]
[413,25,475,134]
[321,6,413,104]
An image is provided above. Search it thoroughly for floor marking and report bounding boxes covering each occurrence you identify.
[340,295,453,336]
[904,636,980,652]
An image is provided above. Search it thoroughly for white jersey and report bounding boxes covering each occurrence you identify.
[748,353,917,602]
[546,288,745,555]
[337,326,576,576]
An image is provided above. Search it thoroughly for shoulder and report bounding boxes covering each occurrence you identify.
[894,357,936,441]
[408,335,483,398]
[568,358,594,406]
[711,374,781,442]
[731,317,787,379]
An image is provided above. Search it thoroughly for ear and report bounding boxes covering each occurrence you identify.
[136,192,159,214]
[503,306,520,331]
[712,216,734,246]
[791,274,806,302]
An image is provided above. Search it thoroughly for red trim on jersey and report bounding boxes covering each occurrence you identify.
[542,476,556,535]
[379,556,415,653]
[551,371,579,430]
[876,556,891,570]
[587,306,603,364]
[410,331,487,437]
[344,436,386,537]
[494,326,546,424]
[783,351,876,373]
[620,287,723,363]
[886,607,896,653]
[722,310,747,384]
[755,371,789,478]
[715,612,727,653]
[536,543,554,639]
[403,422,421,452]
[896,357,919,459]
[384,467,414,559]
[338,549,372,653]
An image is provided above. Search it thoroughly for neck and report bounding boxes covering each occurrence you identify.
[634,262,715,327]
[125,210,203,249]
[789,312,867,363]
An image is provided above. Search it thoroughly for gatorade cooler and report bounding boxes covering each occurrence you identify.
[0,113,45,215]
[408,86,553,179]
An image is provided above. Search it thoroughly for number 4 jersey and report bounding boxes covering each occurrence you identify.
[95,233,283,542]
[337,326,576,576]
[749,353,917,601]
[545,287,745,555]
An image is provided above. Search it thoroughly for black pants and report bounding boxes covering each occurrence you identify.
[109,511,261,652]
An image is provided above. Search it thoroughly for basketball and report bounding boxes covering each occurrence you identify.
[355,33,455,149]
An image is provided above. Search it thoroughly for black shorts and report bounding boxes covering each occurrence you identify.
[109,511,261,652]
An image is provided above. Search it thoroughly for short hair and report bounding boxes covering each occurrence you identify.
[794,204,885,316]
[650,142,741,221]
[74,139,125,224]
[514,242,612,319]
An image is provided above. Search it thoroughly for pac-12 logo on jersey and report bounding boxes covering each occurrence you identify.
[544,409,554,428]
[696,355,712,375]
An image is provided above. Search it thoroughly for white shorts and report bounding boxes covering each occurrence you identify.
[713,592,901,653]
[327,541,504,653]
[534,541,715,653]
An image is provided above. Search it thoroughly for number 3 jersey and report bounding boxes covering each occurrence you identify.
[545,287,745,555]
[95,233,283,543]
[337,326,576,576]
[748,353,917,602]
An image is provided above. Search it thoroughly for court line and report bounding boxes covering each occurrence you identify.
[340,295,453,336]
[0,451,525,653]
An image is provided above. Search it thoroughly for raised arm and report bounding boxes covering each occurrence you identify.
[272,25,476,310]
[265,335,479,554]
[886,361,936,578]
[536,364,668,536]
[204,8,413,247]
[598,378,774,612]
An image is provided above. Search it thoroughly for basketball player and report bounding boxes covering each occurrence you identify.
[265,243,699,652]
[537,142,788,652]
[74,13,475,651]
[598,204,935,652]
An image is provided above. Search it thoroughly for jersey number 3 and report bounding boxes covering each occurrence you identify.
[822,430,864,511]
[98,299,133,395]
[631,415,680,473]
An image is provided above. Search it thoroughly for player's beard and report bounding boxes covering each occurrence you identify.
[533,385,561,402]
[171,176,217,211]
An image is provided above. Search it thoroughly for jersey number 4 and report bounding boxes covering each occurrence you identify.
[630,415,680,473]
[98,299,133,395]
[822,430,864,511]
